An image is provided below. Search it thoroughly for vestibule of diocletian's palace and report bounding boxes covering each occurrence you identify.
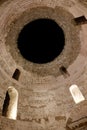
[0,0,87,130]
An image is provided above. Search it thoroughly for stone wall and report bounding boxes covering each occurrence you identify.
[0,0,87,130]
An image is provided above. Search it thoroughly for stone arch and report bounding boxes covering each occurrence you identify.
[2,86,18,120]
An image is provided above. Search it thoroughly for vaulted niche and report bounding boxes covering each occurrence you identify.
[17,19,65,64]
[2,87,18,120]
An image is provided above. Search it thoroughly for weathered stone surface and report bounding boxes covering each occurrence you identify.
[66,101,87,130]
[0,0,87,130]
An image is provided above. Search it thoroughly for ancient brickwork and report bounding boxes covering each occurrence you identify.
[0,0,87,130]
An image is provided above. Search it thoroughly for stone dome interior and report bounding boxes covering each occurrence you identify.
[0,0,87,130]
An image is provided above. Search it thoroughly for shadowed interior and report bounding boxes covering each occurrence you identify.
[17,19,65,64]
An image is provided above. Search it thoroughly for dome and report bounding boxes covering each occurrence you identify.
[0,0,87,130]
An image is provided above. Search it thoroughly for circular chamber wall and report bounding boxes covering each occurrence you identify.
[17,18,65,64]
[5,6,80,77]
[78,0,87,7]
[0,1,86,129]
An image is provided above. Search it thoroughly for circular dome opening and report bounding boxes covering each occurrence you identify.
[17,19,65,64]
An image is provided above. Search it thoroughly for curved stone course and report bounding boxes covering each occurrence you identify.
[0,0,87,130]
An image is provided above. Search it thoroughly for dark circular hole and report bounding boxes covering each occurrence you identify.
[17,19,65,64]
